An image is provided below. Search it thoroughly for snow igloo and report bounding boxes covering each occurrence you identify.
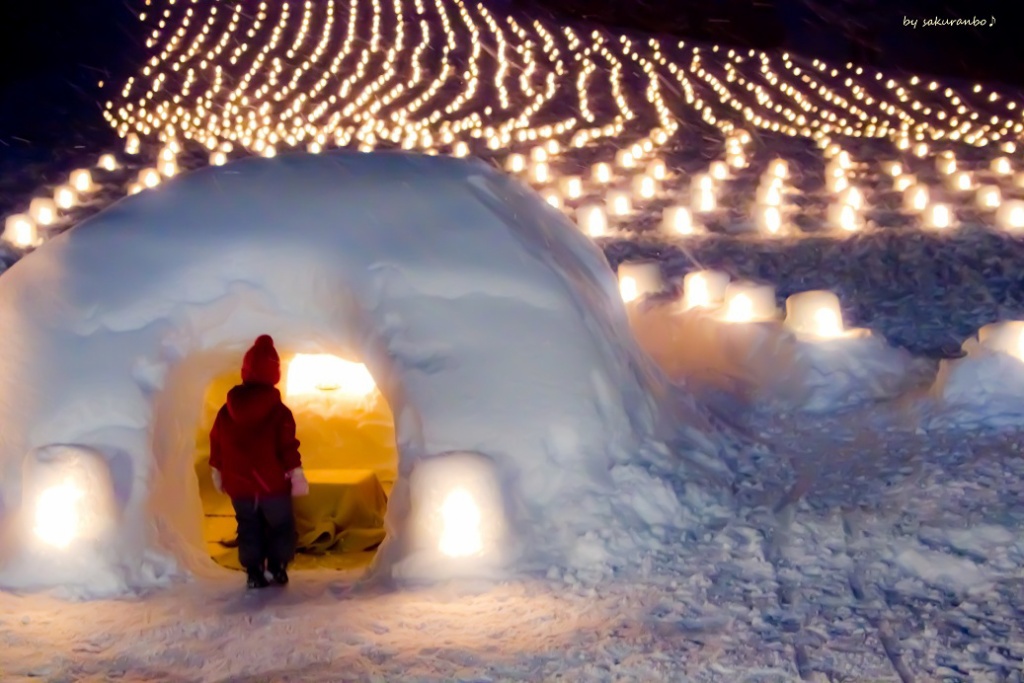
[0,151,720,597]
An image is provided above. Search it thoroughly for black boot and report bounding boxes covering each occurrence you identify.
[246,567,270,589]
[268,563,289,585]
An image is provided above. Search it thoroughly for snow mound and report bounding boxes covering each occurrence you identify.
[0,152,724,597]
[928,340,1024,429]
[628,304,923,413]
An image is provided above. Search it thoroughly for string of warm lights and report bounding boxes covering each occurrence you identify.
[6,0,1024,261]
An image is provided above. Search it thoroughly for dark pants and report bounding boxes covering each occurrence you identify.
[231,495,296,571]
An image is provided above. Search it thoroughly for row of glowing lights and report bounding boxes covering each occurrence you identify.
[618,265,1024,365]
[7,0,1024,244]
[8,135,1024,250]
[107,0,1024,168]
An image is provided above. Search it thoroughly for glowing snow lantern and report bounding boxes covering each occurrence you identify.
[159,158,178,177]
[607,191,632,216]
[991,157,1012,175]
[903,184,929,213]
[3,214,41,248]
[530,162,550,184]
[976,185,1001,210]
[98,154,118,171]
[54,185,77,209]
[633,175,658,199]
[996,200,1024,232]
[709,160,729,180]
[757,176,784,205]
[561,176,582,199]
[784,290,846,339]
[767,158,789,178]
[127,183,143,195]
[617,262,664,304]
[139,168,162,188]
[125,133,140,154]
[692,175,716,213]
[577,204,608,237]
[828,202,862,232]
[661,206,699,236]
[211,151,228,166]
[530,146,548,162]
[893,174,916,192]
[977,321,1024,361]
[615,149,636,168]
[681,269,730,311]
[505,154,526,173]
[23,445,117,551]
[936,154,956,174]
[721,281,777,323]
[948,171,972,192]
[545,139,560,155]
[404,451,508,577]
[453,141,469,157]
[758,206,785,235]
[839,186,864,210]
[923,203,954,230]
[647,159,667,180]
[542,191,562,210]
[28,198,58,226]
[592,162,613,184]
[826,173,849,194]
[881,161,902,177]
[70,169,94,193]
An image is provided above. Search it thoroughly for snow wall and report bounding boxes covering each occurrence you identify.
[0,152,728,597]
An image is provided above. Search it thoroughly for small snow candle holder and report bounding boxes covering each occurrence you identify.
[755,181,783,206]
[3,214,41,248]
[996,200,1024,232]
[767,158,789,179]
[70,169,94,193]
[576,204,608,238]
[646,159,668,180]
[617,262,664,304]
[632,175,659,200]
[529,162,550,184]
[691,174,717,213]
[607,191,632,217]
[592,162,613,184]
[936,154,956,175]
[784,290,853,340]
[922,203,955,230]
[903,184,929,213]
[757,205,787,236]
[21,445,118,552]
[505,153,526,173]
[529,146,548,162]
[991,157,1012,175]
[560,176,582,199]
[719,281,778,323]
[977,321,1024,362]
[661,205,702,236]
[709,160,730,180]
[680,269,730,311]
[893,174,916,192]
[139,168,162,188]
[828,201,862,233]
[28,198,58,226]
[947,171,973,192]
[881,161,903,177]
[97,154,118,171]
[54,185,77,209]
[976,185,1001,210]
[616,149,636,169]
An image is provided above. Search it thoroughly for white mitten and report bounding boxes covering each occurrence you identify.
[288,468,309,497]
[211,468,223,494]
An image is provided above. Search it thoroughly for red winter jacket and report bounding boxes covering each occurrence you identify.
[209,335,302,499]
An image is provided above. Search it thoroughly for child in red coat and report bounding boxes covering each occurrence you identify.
[209,335,309,589]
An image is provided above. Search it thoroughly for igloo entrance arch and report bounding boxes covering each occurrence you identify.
[0,152,721,597]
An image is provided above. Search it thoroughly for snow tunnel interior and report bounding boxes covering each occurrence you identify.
[193,352,398,573]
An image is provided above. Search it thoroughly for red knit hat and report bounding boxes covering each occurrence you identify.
[241,335,281,385]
